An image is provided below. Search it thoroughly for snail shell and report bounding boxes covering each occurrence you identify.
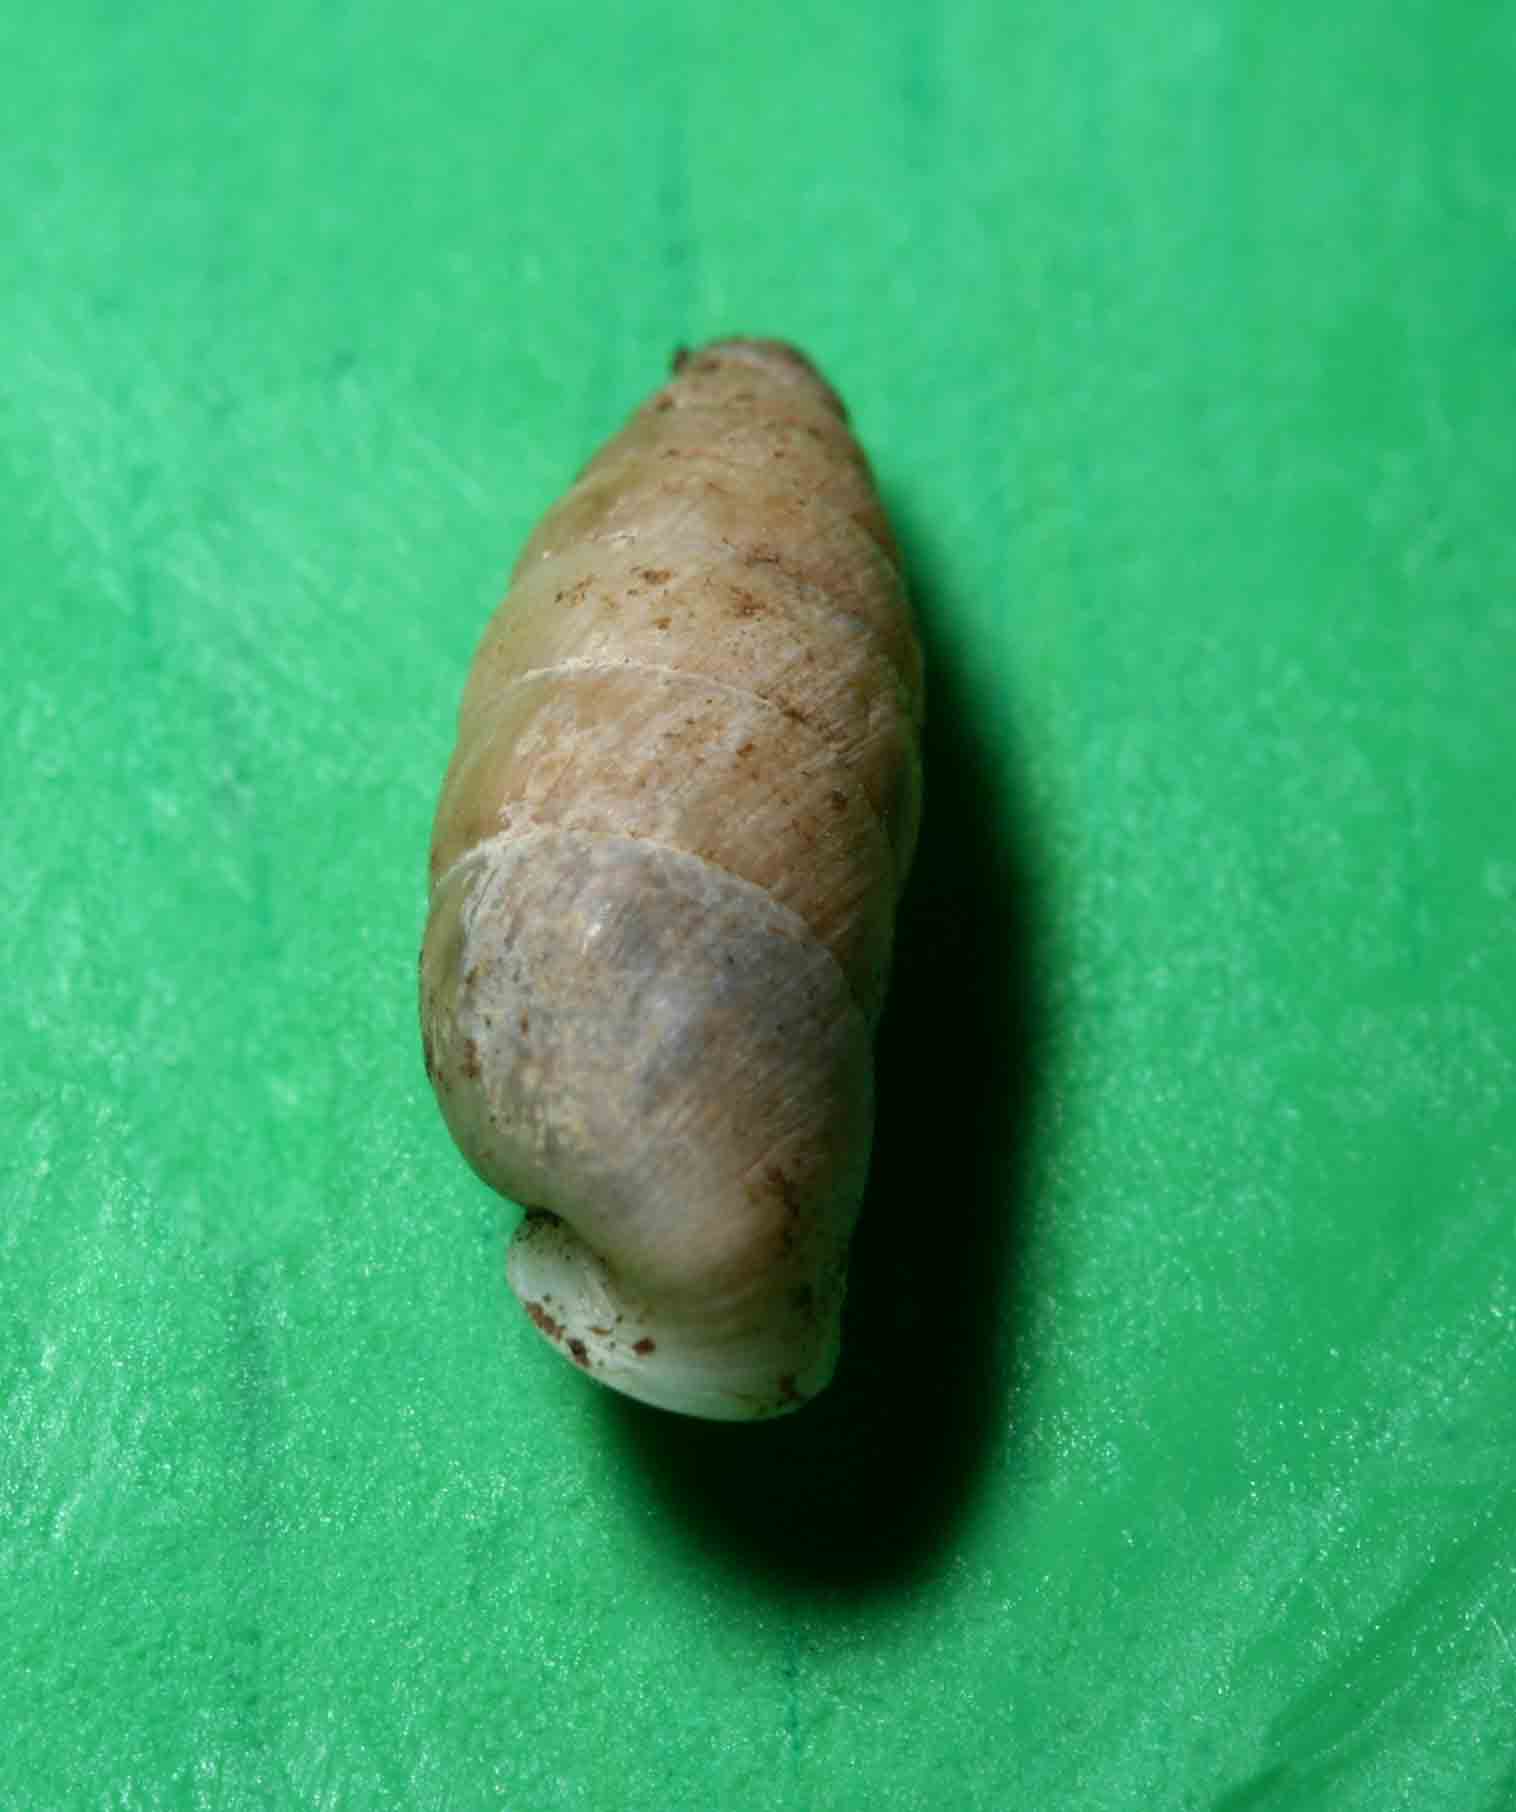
[420,339,923,1420]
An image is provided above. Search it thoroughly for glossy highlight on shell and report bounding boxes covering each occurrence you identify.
[420,338,923,1420]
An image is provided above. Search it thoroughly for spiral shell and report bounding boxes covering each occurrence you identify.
[420,339,923,1419]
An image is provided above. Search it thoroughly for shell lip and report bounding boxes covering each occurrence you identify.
[506,1209,841,1423]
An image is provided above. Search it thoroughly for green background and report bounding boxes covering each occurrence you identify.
[5,2,1514,1807]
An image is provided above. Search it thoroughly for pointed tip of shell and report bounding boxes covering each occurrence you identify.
[669,337,849,419]
[506,1210,841,1422]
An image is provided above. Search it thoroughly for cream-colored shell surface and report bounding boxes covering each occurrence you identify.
[420,339,923,1420]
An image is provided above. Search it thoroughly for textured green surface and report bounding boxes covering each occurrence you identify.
[5,3,1515,1807]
